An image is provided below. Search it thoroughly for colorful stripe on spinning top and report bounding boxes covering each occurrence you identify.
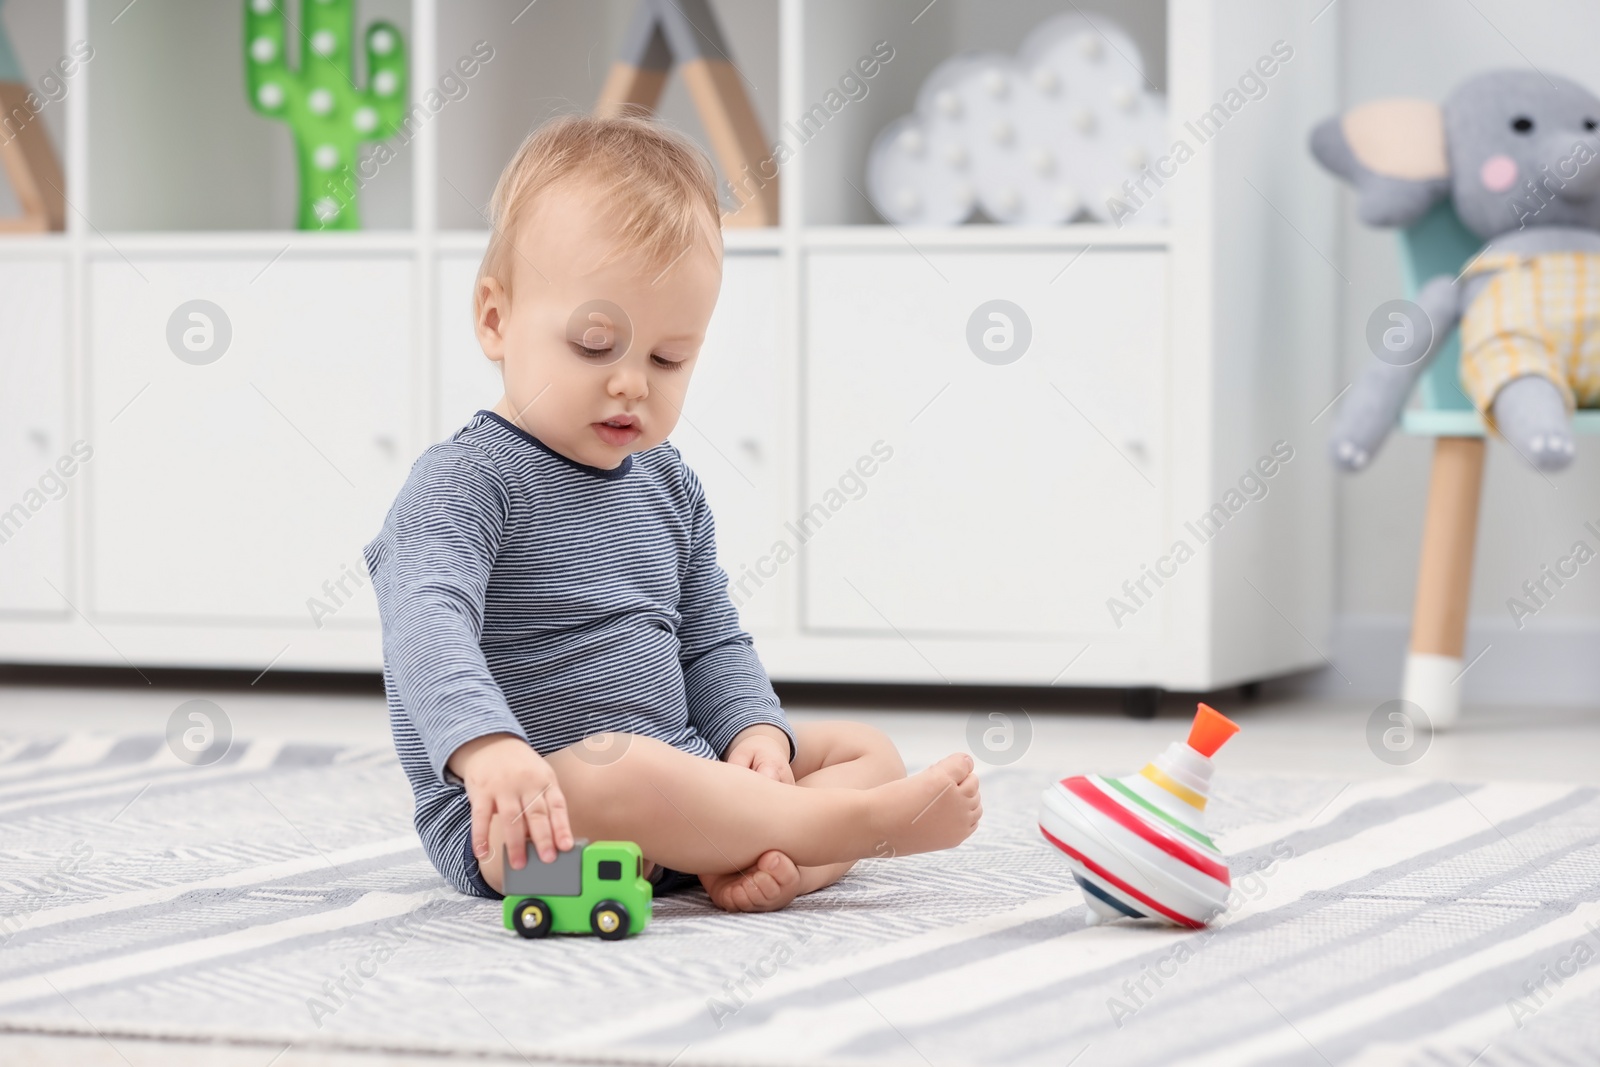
[1065,777,1227,880]
[1139,761,1206,810]
[1038,819,1207,928]
[1036,702,1240,927]
[1101,775,1214,848]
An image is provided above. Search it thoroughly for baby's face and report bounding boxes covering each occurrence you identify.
[477,183,722,470]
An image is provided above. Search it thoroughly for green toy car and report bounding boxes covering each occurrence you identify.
[501,839,653,941]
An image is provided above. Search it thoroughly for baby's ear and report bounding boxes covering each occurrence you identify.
[474,277,509,362]
[1310,98,1452,227]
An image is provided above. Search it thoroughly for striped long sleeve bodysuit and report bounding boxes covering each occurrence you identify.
[361,409,796,897]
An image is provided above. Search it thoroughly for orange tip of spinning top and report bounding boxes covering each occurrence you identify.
[1186,702,1240,758]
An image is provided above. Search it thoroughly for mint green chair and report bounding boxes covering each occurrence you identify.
[1399,202,1600,436]
[1392,202,1599,727]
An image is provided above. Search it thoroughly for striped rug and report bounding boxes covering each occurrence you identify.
[0,734,1598,1066]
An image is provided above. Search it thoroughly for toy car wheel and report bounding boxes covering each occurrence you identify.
[513,897,553,939]
[590,900,630,941]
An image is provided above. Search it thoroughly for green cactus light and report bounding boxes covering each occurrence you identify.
[244,0,408,230]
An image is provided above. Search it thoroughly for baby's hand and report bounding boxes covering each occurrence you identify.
[447,733,574,869]
[725,724,795,785]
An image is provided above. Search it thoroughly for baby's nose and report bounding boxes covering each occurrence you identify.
[609,369,649,399]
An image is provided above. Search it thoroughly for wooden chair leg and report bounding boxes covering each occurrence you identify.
[1402,436,1486,728]
[0,82,66,233]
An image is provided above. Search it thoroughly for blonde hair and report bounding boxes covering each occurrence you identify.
[475,112,723,317]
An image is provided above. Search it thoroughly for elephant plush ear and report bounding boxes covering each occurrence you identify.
[1310,98,1452,227]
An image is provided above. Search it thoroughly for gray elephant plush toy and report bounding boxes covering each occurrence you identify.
[1311,70,1600,472]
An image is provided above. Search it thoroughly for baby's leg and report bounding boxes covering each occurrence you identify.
[794,721,912,889]
[792,720,908,789]
[478,732,976,896]
[700,721,913,911]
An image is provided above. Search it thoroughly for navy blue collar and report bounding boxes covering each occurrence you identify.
[477,410,633,480]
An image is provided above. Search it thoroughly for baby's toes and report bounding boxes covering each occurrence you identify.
[698,872,743,911]
[724,881,757,912]
[748,850,801,901]
[702,851,801,912]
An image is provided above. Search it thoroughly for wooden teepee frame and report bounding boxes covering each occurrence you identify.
[595,0,778,228]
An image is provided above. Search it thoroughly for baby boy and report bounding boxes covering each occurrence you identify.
[362,114,982,912]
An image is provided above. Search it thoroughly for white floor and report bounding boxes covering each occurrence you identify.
[0,679,1596,1066]
[2,680,1597,783]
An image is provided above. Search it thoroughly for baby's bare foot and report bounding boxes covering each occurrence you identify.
[868,753,982,857]
[700,850,803,913]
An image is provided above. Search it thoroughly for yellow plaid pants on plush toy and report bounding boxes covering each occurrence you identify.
[1460,251,1600,429]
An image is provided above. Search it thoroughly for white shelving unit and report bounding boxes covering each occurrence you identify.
[0,0,1340,695]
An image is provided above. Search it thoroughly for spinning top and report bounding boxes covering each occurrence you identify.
[1038,703,1240,928]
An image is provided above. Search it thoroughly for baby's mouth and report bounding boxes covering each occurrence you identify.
[593,415,642,445]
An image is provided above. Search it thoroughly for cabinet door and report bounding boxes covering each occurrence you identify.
[0,258,70,615]
[803,249,1166,639]
[88,255,413,624]
[672,253,784,633]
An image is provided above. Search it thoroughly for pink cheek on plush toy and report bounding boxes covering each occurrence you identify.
[1480,155,1519,192]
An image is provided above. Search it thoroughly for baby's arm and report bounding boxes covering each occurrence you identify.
[671,460,798,772]
[364,446,572,869]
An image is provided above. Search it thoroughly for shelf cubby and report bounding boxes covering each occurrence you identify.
[798,0,1167,227]
[85,0,414,232]
[433,0,780,230]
